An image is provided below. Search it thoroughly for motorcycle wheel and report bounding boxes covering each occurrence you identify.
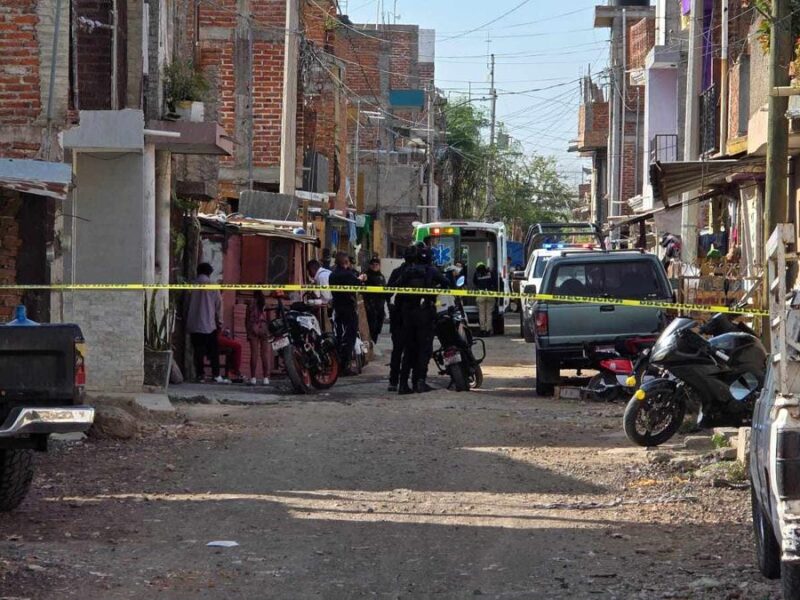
[449,363,469,392]
[282,345,311,394]
[623,387,686,447]
[469,364,484,389]
[311,347,340,390]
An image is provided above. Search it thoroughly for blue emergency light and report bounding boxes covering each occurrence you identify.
[542,243,566,250]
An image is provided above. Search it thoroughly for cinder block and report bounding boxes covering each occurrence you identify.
[738,427,752,468]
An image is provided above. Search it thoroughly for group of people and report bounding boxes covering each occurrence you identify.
[185,245,499,393]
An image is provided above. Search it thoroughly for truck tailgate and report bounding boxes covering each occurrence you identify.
[545,303,662,346]
[0,324,81,403]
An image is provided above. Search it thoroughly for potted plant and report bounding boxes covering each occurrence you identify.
[144,291,175,388]
[163,59,209,122]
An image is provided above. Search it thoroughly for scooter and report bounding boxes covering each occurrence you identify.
[623,313,766,447]
[580,337,656,402]
[432,275,486,392]
[268,294,340,394]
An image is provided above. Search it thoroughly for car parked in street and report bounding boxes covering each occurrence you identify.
[528,250,673,396]
[750,358,800,598]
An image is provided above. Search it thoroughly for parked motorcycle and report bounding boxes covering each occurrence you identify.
[623,313,766,447]
[580,337,656,402]
[432,276,486,392]
[268,294,339,394]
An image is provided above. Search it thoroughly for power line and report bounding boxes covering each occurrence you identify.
[439,0,535,41]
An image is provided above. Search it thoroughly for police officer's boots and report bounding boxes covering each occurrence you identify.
[414,379,435,393]
[398,380,414,395]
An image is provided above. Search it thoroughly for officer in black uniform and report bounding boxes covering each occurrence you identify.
[395,243,450,394]
[386,245,417,392]
[329,252,366,374]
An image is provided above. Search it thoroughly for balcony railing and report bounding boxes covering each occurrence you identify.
[700,85,719,156]
[650,134,678,163]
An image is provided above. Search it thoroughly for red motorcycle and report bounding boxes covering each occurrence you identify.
[580,337,656,402]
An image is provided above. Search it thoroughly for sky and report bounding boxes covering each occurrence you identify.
[341,0,611,188]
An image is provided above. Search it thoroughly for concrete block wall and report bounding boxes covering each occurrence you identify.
[65,291,144,391]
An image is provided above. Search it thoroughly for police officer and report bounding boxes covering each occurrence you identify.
[395,243,450,394]
[386,245,417,392]
[329,252,366,375]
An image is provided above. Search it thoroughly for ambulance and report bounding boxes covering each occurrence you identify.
[413,221,510,334]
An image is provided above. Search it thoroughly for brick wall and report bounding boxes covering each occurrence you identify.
[0,0,41,157]
[0,193,22,320]
[577,101,608,150]
[74,0,114,109]
[628,18,655,71]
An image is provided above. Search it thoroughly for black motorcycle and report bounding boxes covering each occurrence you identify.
[432,277,485,392]
[268,294,339,394]
[623,313,766,447]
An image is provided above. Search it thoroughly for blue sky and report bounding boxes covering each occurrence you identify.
[342,0,611,186]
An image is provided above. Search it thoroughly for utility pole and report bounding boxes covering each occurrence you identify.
[353,100,360,209]
[279,0,299,195]
[680,0,703,264]
[486,53,497,214]
[765,0,791,247]
[427,82,436,222]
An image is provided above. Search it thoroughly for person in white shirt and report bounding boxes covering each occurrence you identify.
[306,259,332,303]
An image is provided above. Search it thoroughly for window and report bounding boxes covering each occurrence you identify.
[268,238,293,285]
[533,256,551,279]
[550,260,666,299]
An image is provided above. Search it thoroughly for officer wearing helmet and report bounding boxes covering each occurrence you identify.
[385,244,418,392]
[394,242,450,394]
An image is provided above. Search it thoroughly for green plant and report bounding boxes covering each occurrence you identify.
[711,432,730,449]
[144,291,175,352]
[163,59,209,110]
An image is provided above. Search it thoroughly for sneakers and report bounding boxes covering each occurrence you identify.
[414,380,435,394]
[262,377,270,385]
[249,377,270,386]
[214,376,231,384]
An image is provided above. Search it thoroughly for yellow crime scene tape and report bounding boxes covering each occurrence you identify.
[0,283,769,317]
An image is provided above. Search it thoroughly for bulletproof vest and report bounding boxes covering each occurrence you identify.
[404,264,434,289]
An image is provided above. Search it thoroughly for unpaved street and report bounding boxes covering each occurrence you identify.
[0,329,781,599]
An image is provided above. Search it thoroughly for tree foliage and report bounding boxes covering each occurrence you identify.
[438,97,576,239]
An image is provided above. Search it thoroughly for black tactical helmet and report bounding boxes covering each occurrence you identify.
[404,244,418,261]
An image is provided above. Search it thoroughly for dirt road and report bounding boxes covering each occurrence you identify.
[0,330,780,599]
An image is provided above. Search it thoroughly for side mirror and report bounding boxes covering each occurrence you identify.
[456,275,466,288]
[512,270,526,281]
[523,284,537,296]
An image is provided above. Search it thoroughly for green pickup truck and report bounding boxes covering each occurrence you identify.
[528,250,673,396]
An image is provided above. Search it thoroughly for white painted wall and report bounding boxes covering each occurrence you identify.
[643,67,679,209]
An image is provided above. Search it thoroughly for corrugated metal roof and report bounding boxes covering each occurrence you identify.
[0,158,72,200]
[198,213,319,245]
[650,155,765,207]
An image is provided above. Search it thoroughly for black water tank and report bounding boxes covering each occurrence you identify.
[610,0,651,5]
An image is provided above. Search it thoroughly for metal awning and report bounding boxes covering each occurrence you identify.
[650,155,765,207]
[0,158,73,200]
[612,189,721,229]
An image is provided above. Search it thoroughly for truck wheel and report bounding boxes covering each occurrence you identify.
[492,313,505,335]
[783,562,800,599]
[521,313,535,343]
[0,449,34,512]
[751,483,781,579]
[535,351,557,397]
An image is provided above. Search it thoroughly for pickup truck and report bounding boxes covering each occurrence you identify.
[0,306,94,511]
[527,251,673,396]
